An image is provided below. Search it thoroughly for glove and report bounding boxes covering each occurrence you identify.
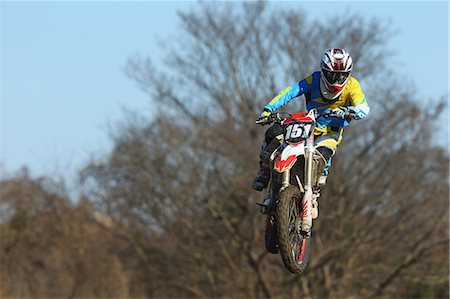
[326,107,348,118]
[347,106,366,120]
[258,109,272,121]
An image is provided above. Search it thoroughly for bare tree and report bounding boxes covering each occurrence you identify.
[0,171,130,298]
[79,2,450,298]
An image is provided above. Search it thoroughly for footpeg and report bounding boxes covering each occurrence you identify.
[256,197,271,214]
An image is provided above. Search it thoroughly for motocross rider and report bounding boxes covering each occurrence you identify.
[252,48,370,199]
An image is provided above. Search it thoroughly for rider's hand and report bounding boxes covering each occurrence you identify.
[347,106,366,120]
[330,107,348,118]
[258,109,272,121]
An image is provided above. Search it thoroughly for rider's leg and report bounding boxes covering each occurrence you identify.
[316,146,334,186]
[312,129,343,219]
[252,123,284,191]
[310,144,335,220]
[315,128,343,186]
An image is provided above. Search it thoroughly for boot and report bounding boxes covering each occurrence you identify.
[318,156,332,187]
[251,167,270,191]
[312,199,319,219]
[251,142,272,192]
[312,189,320,219]
[318,170,328,187]
[252,137,282,192]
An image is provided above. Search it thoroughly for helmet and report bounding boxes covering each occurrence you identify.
[320,48,353,101]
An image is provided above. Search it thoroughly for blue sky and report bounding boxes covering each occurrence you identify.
[1,1,448,183]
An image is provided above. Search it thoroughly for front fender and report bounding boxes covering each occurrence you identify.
[273,143,305,173]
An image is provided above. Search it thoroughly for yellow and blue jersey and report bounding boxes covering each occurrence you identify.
[264,71,370,128]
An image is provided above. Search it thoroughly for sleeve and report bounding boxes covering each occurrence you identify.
[349,78,370,119]
[264,74,313,112]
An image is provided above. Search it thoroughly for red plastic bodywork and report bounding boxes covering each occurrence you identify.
[282,112,313,125]
[274,155,297,173]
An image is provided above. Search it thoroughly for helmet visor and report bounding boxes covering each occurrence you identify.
[323,69,350,85]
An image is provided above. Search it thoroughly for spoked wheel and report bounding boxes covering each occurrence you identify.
[276,186,311,274]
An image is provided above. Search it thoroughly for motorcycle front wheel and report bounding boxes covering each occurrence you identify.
[276,185,311,274]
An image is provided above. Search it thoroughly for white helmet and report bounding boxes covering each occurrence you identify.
[320,48,353,101]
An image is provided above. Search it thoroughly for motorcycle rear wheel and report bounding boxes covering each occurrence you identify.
[265,214,279,254]
[276,185,311,274]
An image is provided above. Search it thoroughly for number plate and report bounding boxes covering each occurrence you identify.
[284,123,304,143]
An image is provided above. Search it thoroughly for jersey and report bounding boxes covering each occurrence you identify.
[263,71,370,128]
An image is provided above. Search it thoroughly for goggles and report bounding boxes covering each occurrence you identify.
[323,69,350,85]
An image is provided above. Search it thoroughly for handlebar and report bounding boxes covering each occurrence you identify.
[256,109,355,126]
[255,112,291,125]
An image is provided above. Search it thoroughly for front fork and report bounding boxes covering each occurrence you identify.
[301,138,315,235]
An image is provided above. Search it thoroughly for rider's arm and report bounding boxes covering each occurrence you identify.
[347,77,370,119]
[263,74,313,112]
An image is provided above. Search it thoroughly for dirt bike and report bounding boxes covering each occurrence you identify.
[255,108,349,274]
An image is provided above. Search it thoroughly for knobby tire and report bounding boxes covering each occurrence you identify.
[276,185,311,274]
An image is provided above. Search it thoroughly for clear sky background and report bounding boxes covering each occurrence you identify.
[1,1,449,185]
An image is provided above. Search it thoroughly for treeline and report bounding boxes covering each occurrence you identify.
[1,3,448,298]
